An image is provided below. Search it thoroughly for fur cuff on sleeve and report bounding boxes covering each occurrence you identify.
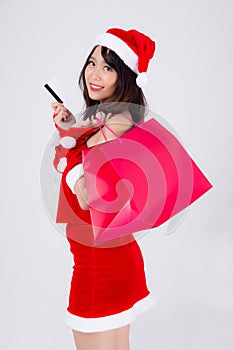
[66,163,84,194]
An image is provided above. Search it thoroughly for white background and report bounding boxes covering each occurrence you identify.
[1,0,232,349]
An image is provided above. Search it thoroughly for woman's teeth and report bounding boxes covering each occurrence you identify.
[90,83,103,90]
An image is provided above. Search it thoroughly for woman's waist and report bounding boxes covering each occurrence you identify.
[66,223,138,250]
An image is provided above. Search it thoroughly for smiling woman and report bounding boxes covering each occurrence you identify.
[49,28,156,350]
[78,41,149,122]
[85,46,118,102]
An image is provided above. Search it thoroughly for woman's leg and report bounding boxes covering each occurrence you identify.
[72,325,130,350]
[116,325,130,350]
[72,328,117,350]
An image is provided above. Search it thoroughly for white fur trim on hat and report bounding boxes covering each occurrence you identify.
[95,33,139,74]
[66,163,84,194]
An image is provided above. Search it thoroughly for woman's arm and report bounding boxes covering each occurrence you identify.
[74,176,89,210]
[65,164,89,210]
[102,113,134,139]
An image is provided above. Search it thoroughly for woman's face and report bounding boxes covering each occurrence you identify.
[84,46,118,102]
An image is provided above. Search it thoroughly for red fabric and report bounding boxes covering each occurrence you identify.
[52,116,150,318]
[52,112,99,173]
[55,142,91,225]
[66,224,150,318]
[52,115,137,246]
[52,114,98,224]
[106,28,155,73]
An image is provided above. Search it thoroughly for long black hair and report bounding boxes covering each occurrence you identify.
[78,45,148,122]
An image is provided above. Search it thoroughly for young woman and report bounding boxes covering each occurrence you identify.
[51,28,156,350]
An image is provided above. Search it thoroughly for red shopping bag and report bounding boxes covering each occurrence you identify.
[82,116,213,244]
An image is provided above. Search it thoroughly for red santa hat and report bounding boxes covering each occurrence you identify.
[94,28,156,88]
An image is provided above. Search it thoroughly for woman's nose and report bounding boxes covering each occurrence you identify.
[91,67,102,80]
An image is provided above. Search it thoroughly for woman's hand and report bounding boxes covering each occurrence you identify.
[72,111,112,128]
[51,102,76,130]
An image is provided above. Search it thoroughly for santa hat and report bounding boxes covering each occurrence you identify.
[95,28,156,88]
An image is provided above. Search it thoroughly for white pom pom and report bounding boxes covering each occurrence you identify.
[57,157,67,172]
[136,72,148,88]
[60,136,76,149]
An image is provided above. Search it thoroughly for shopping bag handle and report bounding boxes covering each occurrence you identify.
[95,113,137,142]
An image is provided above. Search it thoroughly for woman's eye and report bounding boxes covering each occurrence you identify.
[88,60,95,66]
[104,65,113,71]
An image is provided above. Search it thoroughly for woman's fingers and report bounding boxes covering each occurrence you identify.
[56,106,67,114]
[51,102,70,116]
[95,111,112,124]
[68,112,112,129]
[96,111,103,120]
[90,114,99,126]
[53,109,70,125]
[54,105,71,120]
[60,111,69,121]
[51,102,76,129]
[105,113,112,123]
[51,102,63,111]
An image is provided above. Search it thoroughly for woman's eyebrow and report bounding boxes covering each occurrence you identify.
[89,55,106,63]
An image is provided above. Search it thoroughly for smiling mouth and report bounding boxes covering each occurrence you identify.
[89,83,104,91]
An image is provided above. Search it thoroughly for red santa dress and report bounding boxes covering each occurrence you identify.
[52,117,155,333]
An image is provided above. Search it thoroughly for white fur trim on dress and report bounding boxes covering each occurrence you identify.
[66,163,84,194]
[64,293,155,333]
[95,33,139,74]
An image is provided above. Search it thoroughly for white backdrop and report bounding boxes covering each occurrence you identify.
[1,0,232,349]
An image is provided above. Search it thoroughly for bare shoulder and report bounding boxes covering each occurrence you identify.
[87,112,134,146]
